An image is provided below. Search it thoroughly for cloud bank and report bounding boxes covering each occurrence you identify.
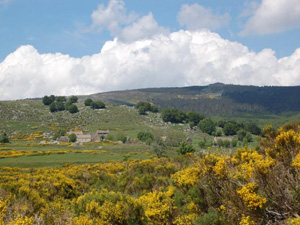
[1,30,300,100]
[241,0,300,35]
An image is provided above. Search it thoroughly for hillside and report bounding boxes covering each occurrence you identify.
[82,83,300,115]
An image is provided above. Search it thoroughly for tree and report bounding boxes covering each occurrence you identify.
[68,104,79,113]
[69,133,77,142]
[237,129,247,141]
[246,123,261,135]
[42,95,54,105]
[56,96,67,102]
[69,96,78,103]
[223,140,230,148]
[187,111,205,128]
[177,142,195,155]
[137,131,153,142]
[161,108,187,123]
[223,122,238,136]
[49,102,57,112]
[0,132,9,143]
[84,98,93,106]
[56,101,65,111]
[53,129,66,140]
[198,118,216,135]
[91,101,105,109]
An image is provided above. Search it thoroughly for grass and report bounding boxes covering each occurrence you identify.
[0,98,292,169]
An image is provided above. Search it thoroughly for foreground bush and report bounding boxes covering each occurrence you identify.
[1,122,300,224]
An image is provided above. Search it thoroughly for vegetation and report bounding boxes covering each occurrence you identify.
[0,132,9,143]
[177,141,195,155]
[1,122,300,224]
[69,133,77,142]
[136,101,159,115]
[161,108,187,123]
[198,118,216,135]
[90,100,106,109]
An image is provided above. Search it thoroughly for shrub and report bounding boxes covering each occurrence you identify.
[177,142,195,155]
[137,131,153,142]
[68,104,79,113]
[0,132,9,143]
[69,134,77,142]
[84,98,93,106]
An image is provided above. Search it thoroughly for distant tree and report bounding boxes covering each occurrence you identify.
[198,118,216,135]
[217,120,226,128]
[91,101,105,109]
[216,139,224,147]
[68,104,79,113]
[231,139,238,147]
[136,102,159,114]
[0,132,9,143]
[223,140,230,148]
[177,142,195,155]
[237,129,247,141]
[161,108,187,123]
[138,106,147,115]
[246,123,261,135]
[69,96,78,104]
[84,98,93,106]
[49,102,57,112]
[56,101,65,111]
[150,105,159,113]
[187,111,205,128]
[42,96,54,105]
[56,96,67,102]
[137,131,153,142]
[223,122,237,136]
[49,95,56,102]
[53,129,66,140]
[69,133,77,142]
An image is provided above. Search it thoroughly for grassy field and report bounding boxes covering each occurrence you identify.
[0,98,290,169]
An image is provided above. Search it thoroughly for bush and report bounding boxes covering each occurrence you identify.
[84,98,93,106]
[69,96,78,103]
[137,131,153,142]
[68,104,79,113]
[49,102,57,112]
[0,132,9,143]
[42,95,54,105]
[187,111,205,128]
[161,108,187,123]
[177,142,195,155]
[198,118,216,135]
[91,101,105,109]
[56,101,65,111]
[69,134,77,142]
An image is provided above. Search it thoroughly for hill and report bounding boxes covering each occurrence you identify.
[83,83,300,115]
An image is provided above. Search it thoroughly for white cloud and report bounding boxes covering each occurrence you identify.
[91,0,138,35]
[91,0,167,42]
[177,3,231,31]
[241,0,300,36]
[1,30,300,100]
[118,13,169,42]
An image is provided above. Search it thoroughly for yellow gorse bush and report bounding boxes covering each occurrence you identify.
[237,183,267,210]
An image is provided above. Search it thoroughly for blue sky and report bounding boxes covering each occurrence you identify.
[1,0,300,99]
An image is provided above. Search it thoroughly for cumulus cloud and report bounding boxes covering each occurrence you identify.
[177,3,231,31]
[91,0,137,35]
[241,0,300,36]
[91,0,168,42]
[118,13,169,42]
[0,30,300,100]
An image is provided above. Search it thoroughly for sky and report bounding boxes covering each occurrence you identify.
[0,0,300,100]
